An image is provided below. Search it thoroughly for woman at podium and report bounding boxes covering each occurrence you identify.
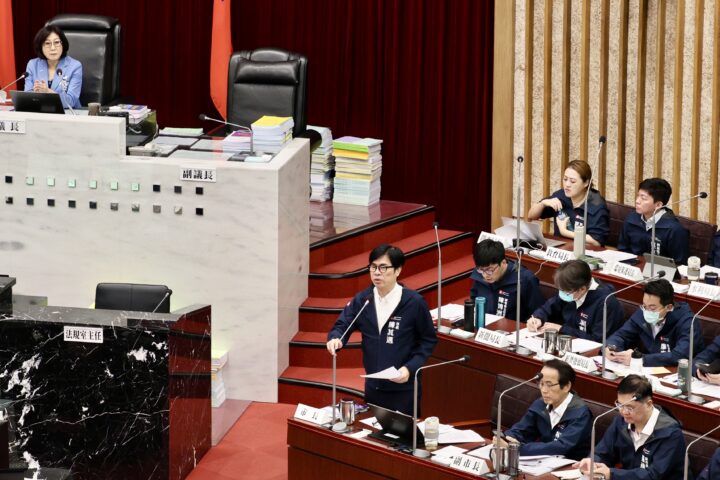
[23,25,82,109]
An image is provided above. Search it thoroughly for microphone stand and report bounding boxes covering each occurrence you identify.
[684,424,720,480]
[686,292,720,404]
[0,72,28,102]
[198,113,254,152]
[596,271,666,380]
[589,395,639,479]
[576,136,605,259]
[509,156,532,356]
[489,372,543,478]
[330,298,371,430]
[412,355,470,457]
[649,192,707,276]
[433,222,450,334]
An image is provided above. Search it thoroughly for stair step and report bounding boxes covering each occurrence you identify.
[290,332,363,368]
[279,366,365,406]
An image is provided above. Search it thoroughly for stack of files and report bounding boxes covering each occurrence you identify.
[222,130,252,152]
[108,104,150,124]
[332,136,383,206]
[211,349,228,408]
[307,125,335,201]
[251,116,294,153]
[310,201,334,234]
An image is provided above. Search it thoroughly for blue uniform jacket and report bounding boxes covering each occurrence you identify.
[617,209,690,265]
[504,394,592,460]
[327,285,437,393]
[531,282,624,342]
[606,302,704,367]
[708,232,720,267]
[540,189,610,246]
[24,56,83,108]
[698,446,720,480]
[594,407,686,480]
[693,335,720,375]
[469,260,545,321]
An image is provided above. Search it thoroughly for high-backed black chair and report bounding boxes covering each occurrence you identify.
[227,48,307,136]
[95,283,172,313]
[45,14,122,106]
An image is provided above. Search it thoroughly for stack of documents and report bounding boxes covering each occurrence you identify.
[251,116,294,153]
[222,130,252,152]
[211,349,228,408]
[108,104,150,124]
[308,125,335,201]
[332,136,383,206]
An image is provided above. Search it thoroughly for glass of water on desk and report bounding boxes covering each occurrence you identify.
[424,416,439,451]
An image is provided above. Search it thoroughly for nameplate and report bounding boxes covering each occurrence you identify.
[474,328,509,348]
[63,326,103,344]
[0,118,25,134]
[687,281,720,301]
[181,167,217,183]
[450,328,475,340]
[478,231,512,249]
[545,247,574,264]
[293,403,331,426]
[562,352,597,373]
[604,261,643,281]
[449,453,490,476]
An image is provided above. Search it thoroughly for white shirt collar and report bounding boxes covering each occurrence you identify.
[642,209,667,231]
[373,283,403,334]
[575,279,599,309]
[548,393,573,429]
[629,407,660,450]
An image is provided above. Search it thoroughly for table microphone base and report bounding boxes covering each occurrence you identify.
[437,325,451,334]
[507,345,534,356]
[412,448,431,458]
[601,370,618,380]
[686,394,706,405]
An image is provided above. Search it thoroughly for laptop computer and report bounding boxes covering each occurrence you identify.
[499,217,566,249]
[10,91,65,114]
[642,253,678,280]
[367,403,424,448]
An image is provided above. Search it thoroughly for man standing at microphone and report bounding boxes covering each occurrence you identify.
[327,244,437,415]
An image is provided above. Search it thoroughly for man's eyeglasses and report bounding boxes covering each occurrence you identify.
[43,40,62,49]
[614,401,639,413]
[537,381,560,390]
[369,264,394,274]
[476,264,500,277]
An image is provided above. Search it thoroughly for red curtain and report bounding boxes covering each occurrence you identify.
[12,0,494,234]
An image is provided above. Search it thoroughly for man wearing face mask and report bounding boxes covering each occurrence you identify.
[527,260,624,342]
[605,279,703,367]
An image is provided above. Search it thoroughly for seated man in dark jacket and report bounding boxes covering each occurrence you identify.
[617,177,689,265]
[576,375,686,480]
[693,335,720,384]
[494,359,592,460]
[605,279,704,367]
[470,239,545,322]
[528,259,624,342]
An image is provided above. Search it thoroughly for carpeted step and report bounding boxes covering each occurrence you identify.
[278,366,365,407]
[290,331,362,368]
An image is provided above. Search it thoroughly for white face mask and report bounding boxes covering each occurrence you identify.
[643,310,662,325]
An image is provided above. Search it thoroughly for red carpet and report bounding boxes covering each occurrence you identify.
[187,402,296,480]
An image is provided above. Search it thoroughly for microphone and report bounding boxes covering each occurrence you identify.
[495,372,543,448]
[649,191,707,276]
[198,113,254,151]
[411,355,470,457]
[330,296,372,430]
[598,270,666,380]
[683,424,720,480]
[588,394,640,479]
[433,222,450,334]
[509,156,533,356]
[575,135,605,258]
[0,71,29,102]
[55,69,76,116]
[150,290,172,314]
[686,291,720,404]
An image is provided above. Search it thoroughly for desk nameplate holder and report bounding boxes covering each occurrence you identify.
[545,247,574,264]
[687,282,720,301]
[294,404,332,427]
[603,262,643,282]
[562,352,597,373]
[474,329,509,349]
[449,453,490,476]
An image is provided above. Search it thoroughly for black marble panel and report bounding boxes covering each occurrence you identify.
[0,304,211,480]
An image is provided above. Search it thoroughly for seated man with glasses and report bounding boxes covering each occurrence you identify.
[605,279,703,367]
[326,244,437,415]
[527,259,624,342]
[577,374,686,479]
[494,359,592,460]
[470,239,545,321]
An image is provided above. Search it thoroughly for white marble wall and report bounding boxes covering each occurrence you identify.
[0,112,309,402]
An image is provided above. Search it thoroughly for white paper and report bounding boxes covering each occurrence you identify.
[417,421,453,435]
[155,135,198,146]
[346,429,371,439]
[552,469,584,479]
[570,338,603,354]
[359,416,380,429]
[466,444,494,460]
[430,303,465,321]
[519,456,576,476]
[591,356,669,378]
[485,313,503,326]
[361,366,401,379]
[432,445,468,458]
[584,249,638,263]
[439,428,484,444]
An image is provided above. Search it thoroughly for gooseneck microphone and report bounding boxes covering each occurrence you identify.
[509,156,532,356]
[151,290,172,314]
[330,297,371,429]
[588,394,640,479]
[198,113,254,151]
[0,71,29,100]
[411,355,470,457]
[684,423,720,480]
[649,191,707,276]
[686,291,720,404]
[432,222,450,334]
[598,270,666,380]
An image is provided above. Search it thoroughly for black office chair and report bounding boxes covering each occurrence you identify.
[45,14,123,106]
[95,283,172,313]
[227,48,307,136]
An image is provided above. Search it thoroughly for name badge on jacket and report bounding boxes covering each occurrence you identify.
[579,312,589,332]
[497,290,509,317]
[386,316,401,344]
[641,447,651,469]
[660,336,670,353]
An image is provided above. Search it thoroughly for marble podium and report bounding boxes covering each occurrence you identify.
[0,296,211,480]
[0,111,309,403]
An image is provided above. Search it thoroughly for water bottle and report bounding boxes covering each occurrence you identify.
[678,359,689,394]
[475,297,486,330]
[630,350,644,373]
[464,299,475,332]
